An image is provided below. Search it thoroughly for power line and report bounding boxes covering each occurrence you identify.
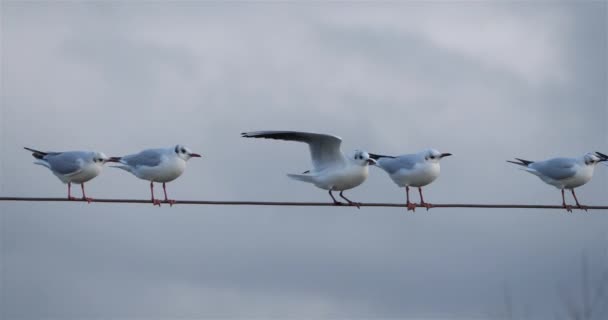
[0,197,607,210]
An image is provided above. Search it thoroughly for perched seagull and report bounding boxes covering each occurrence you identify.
[370,149,452,211]
[241,131,376,207]
[507,152,607,212]
[108,145,201,206]
[24,147,110,202]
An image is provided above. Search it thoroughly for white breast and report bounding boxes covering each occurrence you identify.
[561,165,595,189]
[313,164,370,191]
[389,162,440,187]
[56,162,103,184]
[134,156,186,183]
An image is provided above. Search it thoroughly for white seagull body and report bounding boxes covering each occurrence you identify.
[508,152,607,211]
[24,147,110,201]
[241,131,376,207]
[371,148,452,211]
[109,145,201,206]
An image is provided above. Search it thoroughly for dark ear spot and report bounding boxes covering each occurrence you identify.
[175,146,180,154]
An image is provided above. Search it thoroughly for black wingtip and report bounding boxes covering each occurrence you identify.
[595,151,608,160]
[515,158,534,165]
[24,147,46,159]
[369,153,395,160]
[107,157,122,163]
[507,158,533,167]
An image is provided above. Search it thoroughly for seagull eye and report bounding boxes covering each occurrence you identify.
[181,149,186,153]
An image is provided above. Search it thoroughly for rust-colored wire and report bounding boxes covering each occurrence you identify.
[0,197,607,210]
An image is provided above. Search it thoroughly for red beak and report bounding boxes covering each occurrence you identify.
[190,153,202,158]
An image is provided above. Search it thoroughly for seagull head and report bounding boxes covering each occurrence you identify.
[424,148,452,163]
[92,152,110,165]
[583,152,603,165]
[351,150,376,166]
[174,144,202,160]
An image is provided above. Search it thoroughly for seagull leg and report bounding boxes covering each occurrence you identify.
[570,189,587,212]
[150,182,161,207]
[405,186,416,212]
[418,187,432,211]
[67,182,77,200]
[329,190,344,206]
[81,183,93,204]
[561,189,572,213]
[162,183,175,207]
[339,191,361,209]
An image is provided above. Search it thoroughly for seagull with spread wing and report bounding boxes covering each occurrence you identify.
[507,152,606,212]
[241,131,376,207]
[108,145,201,206]
[24,147,110,202]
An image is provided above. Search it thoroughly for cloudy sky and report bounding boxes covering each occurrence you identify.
[1,1,607,319]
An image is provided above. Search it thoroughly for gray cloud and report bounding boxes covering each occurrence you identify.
[1,2,607,319]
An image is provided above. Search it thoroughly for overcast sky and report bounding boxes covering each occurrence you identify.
[1,2,607,319]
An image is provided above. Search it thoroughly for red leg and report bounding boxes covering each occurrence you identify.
[163,183,175,206]
[561,189,572,213]
[67,182,77,200]
[329,190,344,205]
[150,182,161,206]
[405,186,416,212]
[570,189,587,211]
[81,183,93,204]
[418,187,432,211]
[339,191,361,209]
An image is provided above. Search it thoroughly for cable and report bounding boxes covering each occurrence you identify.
[0,197,606,210]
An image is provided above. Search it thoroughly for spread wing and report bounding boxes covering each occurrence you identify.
[121,149,164,168]
[530,158,578,180]
[242,131,346,171]
[44,151,89,176]
[376,154,419,174]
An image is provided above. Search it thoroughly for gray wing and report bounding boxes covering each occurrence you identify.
[44,151,91,175]
[242,131,345,170]
[376,154,419,174]
[121,149,164,168]
[529,158,578,180]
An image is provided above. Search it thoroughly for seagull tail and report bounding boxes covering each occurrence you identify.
[287,173,315,184]
[506,158,534,167]
[369,153,395,160]
[24,147,47,160]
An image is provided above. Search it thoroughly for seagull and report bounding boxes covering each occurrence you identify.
[370,149,452,211]
[108,145,201,206]
[507,152,607,212]
[24,147,110,202]
[241,131,376,207]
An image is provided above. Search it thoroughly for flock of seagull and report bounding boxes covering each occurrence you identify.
[24,130,608,212]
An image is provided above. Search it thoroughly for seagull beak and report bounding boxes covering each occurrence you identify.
[440,153,453,158]
[190,153,202,158]
[367,158,377,165]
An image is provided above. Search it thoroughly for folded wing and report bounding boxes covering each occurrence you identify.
[121,149,164,168]
[45,152,88,176]
[376,155,418,174]
[530,158,577,180]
